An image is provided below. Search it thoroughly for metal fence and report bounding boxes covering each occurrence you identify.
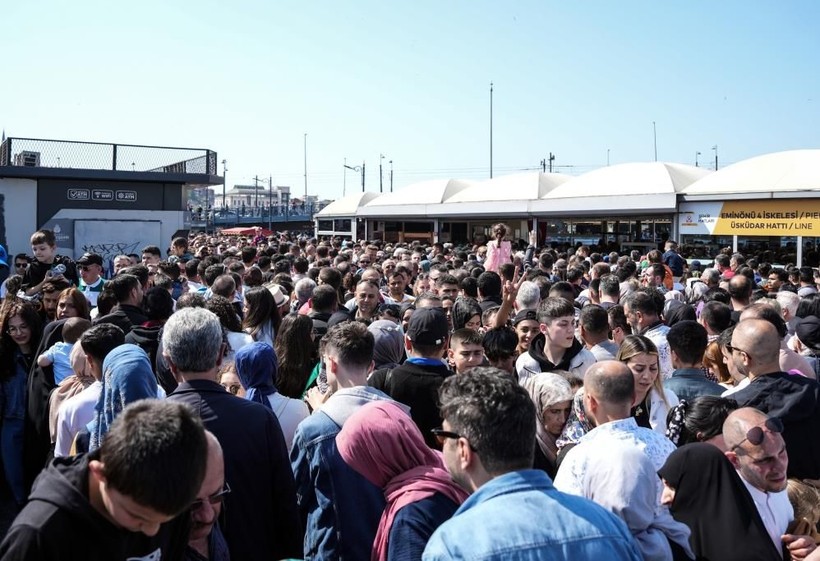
[0,137,217,175]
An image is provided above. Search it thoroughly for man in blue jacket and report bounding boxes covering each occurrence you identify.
[423,368,643,561]
[291,321,399,560]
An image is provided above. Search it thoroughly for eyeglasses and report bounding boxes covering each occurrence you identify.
[14,262,27,268]
[7,324,30,335]
[430,427,473,449]
[190,482,231,512]
[730,417,784,452]
[726,344,750,356]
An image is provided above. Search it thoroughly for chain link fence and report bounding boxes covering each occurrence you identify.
[0,137,217,174]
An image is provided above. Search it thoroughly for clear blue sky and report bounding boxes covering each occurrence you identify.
[2,1,818,201]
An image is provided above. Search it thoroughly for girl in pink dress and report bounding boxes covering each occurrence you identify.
[484,223,512,273]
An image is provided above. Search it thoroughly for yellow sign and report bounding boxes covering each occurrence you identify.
[709,200,820,236]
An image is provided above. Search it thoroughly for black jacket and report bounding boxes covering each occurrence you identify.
[0,453,188,560]
[22,254,78,290]
[24,318,66,490]
[168,379,302,561]
[369,360,452,449]
[731,371,820,479]
[94,304,148,335]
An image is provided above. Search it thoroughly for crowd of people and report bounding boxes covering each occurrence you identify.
[0,222,818,560]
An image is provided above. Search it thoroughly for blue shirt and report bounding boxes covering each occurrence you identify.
[423,470,642,561]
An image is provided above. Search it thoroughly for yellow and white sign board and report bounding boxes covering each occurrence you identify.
[679,200,820,236]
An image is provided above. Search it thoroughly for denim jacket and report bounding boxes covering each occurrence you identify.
[290,386,397,560]
[423,469,643,561]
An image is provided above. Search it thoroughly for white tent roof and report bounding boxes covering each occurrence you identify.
[363,178,474,207]
[315,191,379,217]
[544,162,709,199]
[527,162,710,215]
[445,171,570,203]
[680,149,820,196]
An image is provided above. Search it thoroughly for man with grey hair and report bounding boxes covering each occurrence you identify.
[515,280,540,311]
[165,308,301,561]
[293,277,317,313]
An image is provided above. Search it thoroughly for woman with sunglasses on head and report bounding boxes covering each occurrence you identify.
[617,335,679,435]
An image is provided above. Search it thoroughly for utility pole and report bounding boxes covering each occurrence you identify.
[540,158,546,172]
[254,176,259,210]
[695,151,701,167]
[548,152,555,173]
[653,121,658,162]
[379,154,384,193]
[268,174,273,232]
[713,145,719,170]
[489,81,493,178]
[221,159,227,209]
[362,161,366,192]
[303,133,308,200]
[389,159,393,192]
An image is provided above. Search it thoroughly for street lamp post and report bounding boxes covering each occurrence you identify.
[379,154,385,193]
[221,159,227,209]
[695,151,701,167]
[344,162,365,192]
[713,145,719,170]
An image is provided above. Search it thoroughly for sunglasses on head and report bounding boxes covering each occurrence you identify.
[730,417,784,452]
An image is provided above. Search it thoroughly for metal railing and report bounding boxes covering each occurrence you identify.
[0,137,217,174]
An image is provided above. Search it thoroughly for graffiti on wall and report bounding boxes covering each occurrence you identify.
[81,241,142,277]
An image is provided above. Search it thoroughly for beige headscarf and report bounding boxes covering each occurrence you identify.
[522,373,574,466]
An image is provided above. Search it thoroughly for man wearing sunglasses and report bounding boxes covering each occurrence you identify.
[724,408,817,560]
[423,369,643,561]
[729,318,820,480]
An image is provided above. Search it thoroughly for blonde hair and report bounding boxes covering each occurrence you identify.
[787,479,820,526]
[616,335,669,407]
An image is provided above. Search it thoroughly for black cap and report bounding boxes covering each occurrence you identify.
[406,307,449,346]
[512,308,538,327]
[77,253,103,267]
[796,316,820,352]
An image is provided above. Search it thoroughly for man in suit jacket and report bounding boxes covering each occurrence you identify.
[164,307,301,561]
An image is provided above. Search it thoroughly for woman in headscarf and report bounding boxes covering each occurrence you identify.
[557,387,594,459]
[234,341,308,450]
[368,320,404,371]
[336,401,468,561]
[87,343,159,452]
[579,445,694,561]
[658,443,783,561]
[450,297,482,332]
[522,373,574,478]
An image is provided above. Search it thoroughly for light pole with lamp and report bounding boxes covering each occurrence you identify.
[695,151,701,167]
[712,145,719,170]
[221,159,227,209]
[344,162,365,192]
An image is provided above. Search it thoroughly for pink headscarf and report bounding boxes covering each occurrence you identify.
[336,400,468,561]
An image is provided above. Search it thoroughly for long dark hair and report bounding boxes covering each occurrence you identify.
[242,287,281,339]
[0,299,43,381]
[274,315,317,399]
